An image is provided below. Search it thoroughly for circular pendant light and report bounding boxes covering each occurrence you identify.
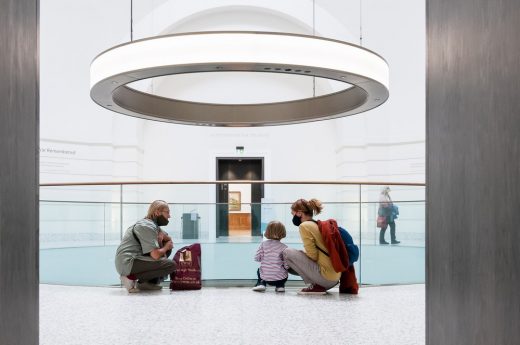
[90,31,389,127]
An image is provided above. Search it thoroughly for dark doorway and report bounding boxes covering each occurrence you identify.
[216,158,264,237]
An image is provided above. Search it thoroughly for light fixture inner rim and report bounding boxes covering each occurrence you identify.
[90,31,389,127]
[125,71,354,105]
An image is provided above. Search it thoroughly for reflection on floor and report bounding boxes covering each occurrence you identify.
[40,284,425,345]
[216,235,260,243]
[227,229,252,237]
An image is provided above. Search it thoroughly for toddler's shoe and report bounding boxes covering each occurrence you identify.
[252,284,266,292]
[275,287,285,293]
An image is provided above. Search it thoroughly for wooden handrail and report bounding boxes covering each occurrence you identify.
[40,180,424,187]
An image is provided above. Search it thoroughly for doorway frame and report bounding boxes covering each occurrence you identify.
[208,150,271,240]
[215,156,264,238]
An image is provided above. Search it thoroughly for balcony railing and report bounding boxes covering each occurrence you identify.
[39,181,425,286]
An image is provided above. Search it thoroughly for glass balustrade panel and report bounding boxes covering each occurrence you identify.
[39,183,425,286]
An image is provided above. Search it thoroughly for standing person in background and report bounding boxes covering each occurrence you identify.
[252,221,288,293]
[115,200,176,293]
[378,186,400,245]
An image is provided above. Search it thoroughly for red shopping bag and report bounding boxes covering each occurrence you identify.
[376,216,387,228]
[170,243,202,290]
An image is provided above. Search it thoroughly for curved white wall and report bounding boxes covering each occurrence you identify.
[40,0,425,201]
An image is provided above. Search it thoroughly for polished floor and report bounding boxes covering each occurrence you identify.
[40,284,424,345]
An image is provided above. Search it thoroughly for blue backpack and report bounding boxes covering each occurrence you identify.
[338,227,359,265]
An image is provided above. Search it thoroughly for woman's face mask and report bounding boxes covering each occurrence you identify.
[292,214,302,227]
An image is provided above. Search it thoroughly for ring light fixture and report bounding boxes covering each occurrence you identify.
[90,31,389,127]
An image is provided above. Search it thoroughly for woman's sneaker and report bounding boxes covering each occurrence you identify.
[252,284,266,292]
[298,284,327,295]
[275,287,285,293]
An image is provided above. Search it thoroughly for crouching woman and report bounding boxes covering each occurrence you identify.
[283,198,340,295]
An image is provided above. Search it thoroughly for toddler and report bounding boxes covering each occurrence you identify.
[252,221,288,292]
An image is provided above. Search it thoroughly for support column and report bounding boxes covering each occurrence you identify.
[0,0,39,344]
[427,0,520,344]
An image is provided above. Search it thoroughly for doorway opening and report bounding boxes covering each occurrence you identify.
[216,157,264,238]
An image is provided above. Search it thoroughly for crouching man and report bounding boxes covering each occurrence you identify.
[115,200,176,292]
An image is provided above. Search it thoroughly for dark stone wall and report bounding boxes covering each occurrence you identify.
[0,0,39,344]
[427,0,520,344]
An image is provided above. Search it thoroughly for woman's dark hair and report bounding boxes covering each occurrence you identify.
[264,221,286,240]
[290,198,323,216]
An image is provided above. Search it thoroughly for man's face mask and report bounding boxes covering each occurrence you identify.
[292,214,302,227]
[156,214,169,226]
